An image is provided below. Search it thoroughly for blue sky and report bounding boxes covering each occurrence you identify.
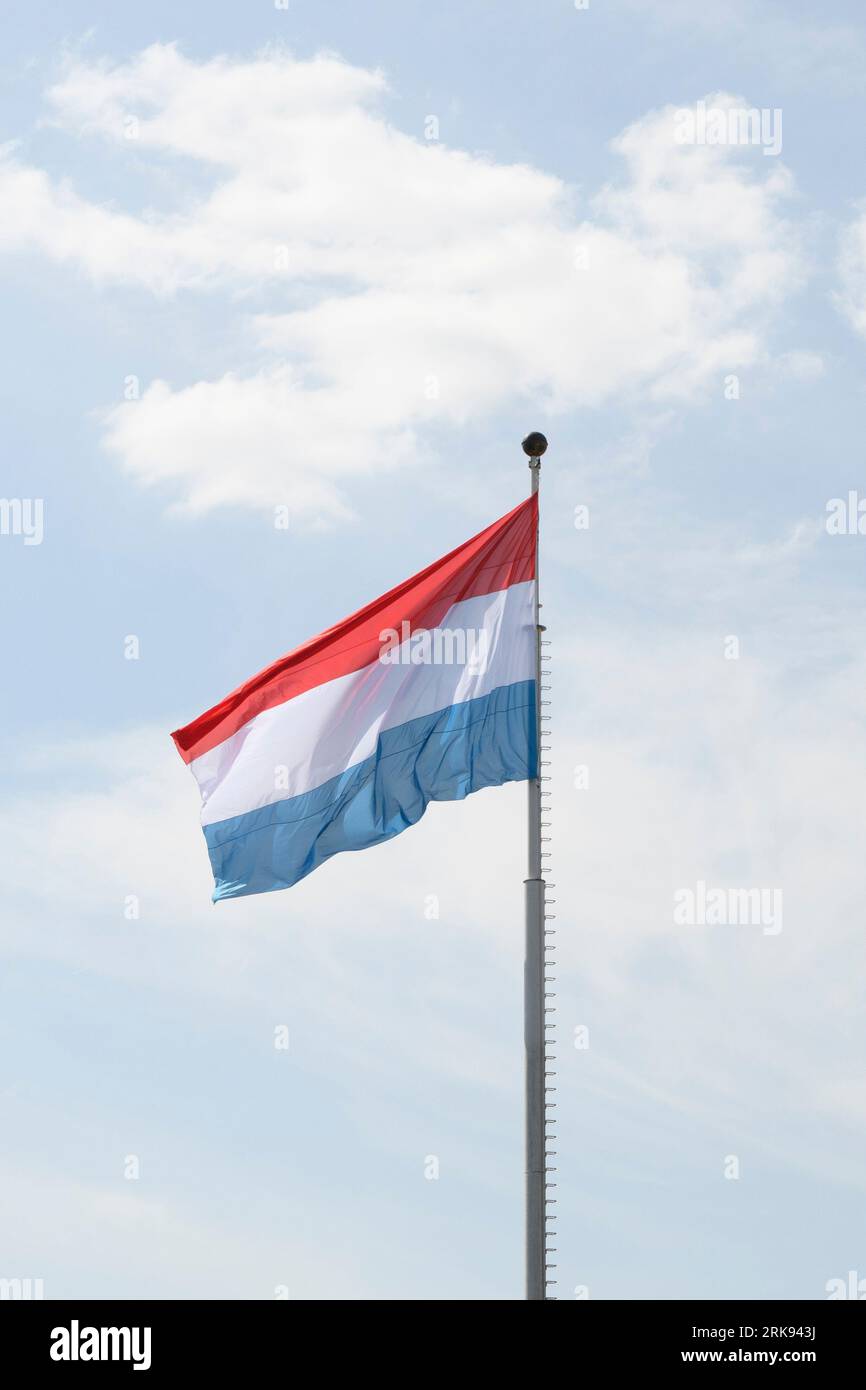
[1,0,866,1300]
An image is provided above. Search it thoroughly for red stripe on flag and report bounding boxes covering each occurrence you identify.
[171,494,538,764]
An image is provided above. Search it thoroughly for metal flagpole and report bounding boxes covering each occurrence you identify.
[522,429,551,1301]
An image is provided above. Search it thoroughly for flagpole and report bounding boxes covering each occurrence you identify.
[522,430,550,1301]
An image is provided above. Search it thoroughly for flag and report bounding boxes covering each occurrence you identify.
[172,495,538,900]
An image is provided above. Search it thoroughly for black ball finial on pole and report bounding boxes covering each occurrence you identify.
[522,431,548,460]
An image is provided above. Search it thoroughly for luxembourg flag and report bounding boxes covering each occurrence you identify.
[172,496,538,900]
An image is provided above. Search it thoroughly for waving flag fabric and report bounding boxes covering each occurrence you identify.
[172,496,538,900]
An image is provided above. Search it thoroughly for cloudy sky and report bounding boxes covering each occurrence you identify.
[1,0,865,1300]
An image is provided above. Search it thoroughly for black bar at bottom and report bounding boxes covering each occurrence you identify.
[1,1297,861,1372]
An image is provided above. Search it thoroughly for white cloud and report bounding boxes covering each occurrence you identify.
[775,349,826,381]
[0,48,804,521]
[836,204,866,337]
[0,1159,380,1298]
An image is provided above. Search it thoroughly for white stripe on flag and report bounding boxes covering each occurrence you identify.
[193,581,535,827]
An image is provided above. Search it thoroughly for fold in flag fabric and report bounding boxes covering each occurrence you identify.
[172,496,538,900]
